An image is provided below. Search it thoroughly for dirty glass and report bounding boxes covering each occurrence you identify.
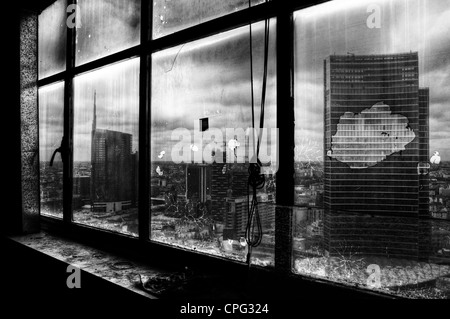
[75,0,141,66]
[151,19,277,266]
[73,58,140,237]
[152,0,266,39]
[38,0,67,79]
[293,0,450,298]
[39,82,65,218]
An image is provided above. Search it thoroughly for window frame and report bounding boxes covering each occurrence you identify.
[37,0,401,298]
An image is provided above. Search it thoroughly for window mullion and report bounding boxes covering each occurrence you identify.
[63,0,77,226]
[275,5,295,273]
[147,1,278,54]
[139,0,151,241]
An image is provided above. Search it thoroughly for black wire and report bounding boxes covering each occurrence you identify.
[257,18,270,156]
[245,0,271,266]
[249,3,256,156]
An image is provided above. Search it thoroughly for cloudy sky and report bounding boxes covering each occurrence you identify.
[72,58,140,162]
[151,19,277,163]
[294,0,450,161]
[39,0,450,164]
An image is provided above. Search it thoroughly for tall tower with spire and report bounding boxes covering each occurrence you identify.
[91,91,97,204]
[92,91,97,132]
[90,91,134,213]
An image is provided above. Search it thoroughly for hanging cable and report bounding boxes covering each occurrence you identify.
[245,0,271,266]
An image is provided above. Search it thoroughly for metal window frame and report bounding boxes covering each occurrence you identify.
[37,0,331,275]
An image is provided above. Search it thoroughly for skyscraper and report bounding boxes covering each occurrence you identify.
[324,52,430,259]
[91,92,134,213]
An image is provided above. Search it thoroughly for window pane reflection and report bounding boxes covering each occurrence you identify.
[76,0,141,66]
[152,0,265,39]
[73,58,140,236]
[151,20,277,266]
[39,82,65,218]
[38,0,67,79]
[294,0,450,298]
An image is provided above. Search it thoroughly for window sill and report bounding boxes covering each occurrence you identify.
[4,232,159,299]
[2,229,397,301]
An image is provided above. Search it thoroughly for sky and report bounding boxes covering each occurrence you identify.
[38,58,140,162]
[39,0,450,164]
[72,58,140,162]
[151,19,277,164]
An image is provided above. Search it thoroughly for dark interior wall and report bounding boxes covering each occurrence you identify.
[3,5,22,235]
[0,236,155,313]
[18,0,57,12]
[3,3,43,236]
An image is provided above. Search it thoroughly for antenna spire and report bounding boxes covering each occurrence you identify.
[93,91,97,132]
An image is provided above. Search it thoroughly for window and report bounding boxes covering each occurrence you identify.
[293,0,450,298]
[152,0,265,38]
[39,82,65,218]
[75,0,141,65]
[150,20,277,265]
[38,0,67,79]
[73,58,140,236]
[37,0,450,299]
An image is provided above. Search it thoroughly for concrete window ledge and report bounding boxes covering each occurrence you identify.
[2,231,285,302]
[1,231,396,304]
[2,232,164,302]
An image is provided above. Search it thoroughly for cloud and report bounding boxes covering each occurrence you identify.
[330,103,416,168]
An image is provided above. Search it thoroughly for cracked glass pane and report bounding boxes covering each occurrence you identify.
[151,20,277,266]
[293,0,450,298]
[73,58,140,237]
[39,82,65,218]
[152,0,266,39]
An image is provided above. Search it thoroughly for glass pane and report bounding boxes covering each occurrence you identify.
[73,58,140,236]
[152,0,265,39]
[294,0,450,298]
[39,82,65,218]
[76,0,141,66]
[38,0,67,79]
[151,20,277,267]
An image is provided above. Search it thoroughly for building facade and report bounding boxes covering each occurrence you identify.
[324,52,430,259]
